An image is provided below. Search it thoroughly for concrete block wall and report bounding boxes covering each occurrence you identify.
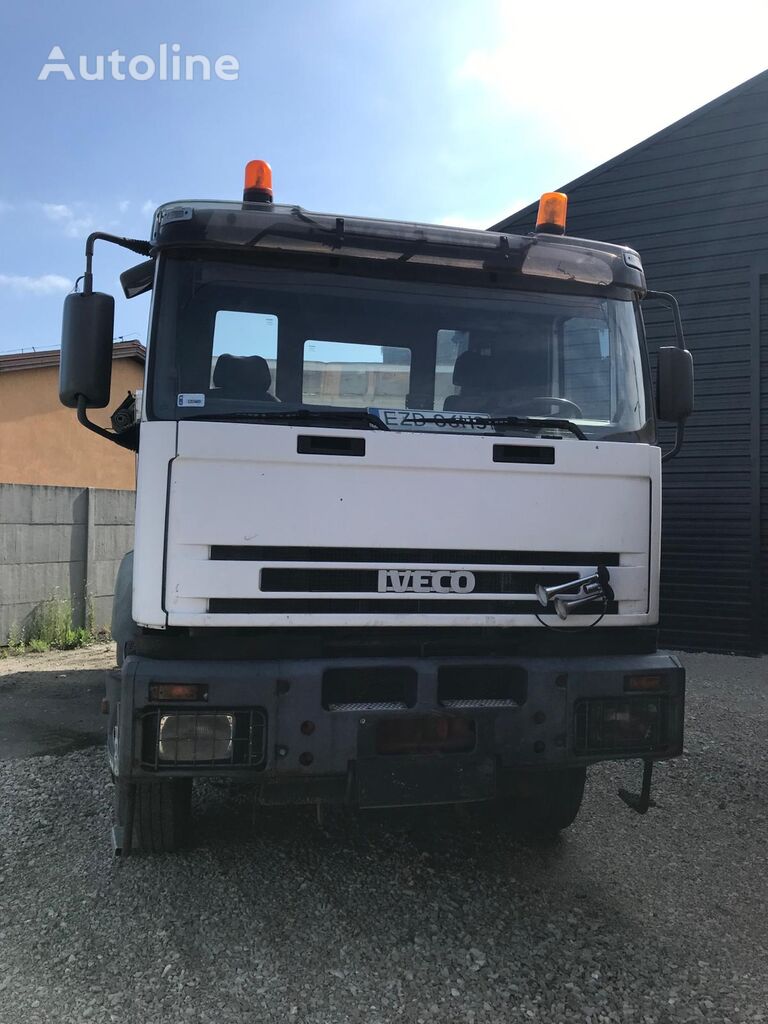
[0,484,135,643]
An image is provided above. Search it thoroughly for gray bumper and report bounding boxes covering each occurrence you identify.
[108,652,684,804]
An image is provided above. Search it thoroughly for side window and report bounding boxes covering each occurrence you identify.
[211,311,278,397]
[562,318,611,420]
[302,340,411,408]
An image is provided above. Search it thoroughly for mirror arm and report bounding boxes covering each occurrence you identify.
[77,395,139,451]
[83,232,153,294]
[645,289,688,463]
[644,289,686,350]
[661,419,684,463]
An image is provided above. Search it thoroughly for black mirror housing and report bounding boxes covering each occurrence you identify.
[59,291,115,408]
[656,346,694,423]
[120,259,154,299]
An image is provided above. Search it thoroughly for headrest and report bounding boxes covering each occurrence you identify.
[452,350,489,388]
[213,354,272,396]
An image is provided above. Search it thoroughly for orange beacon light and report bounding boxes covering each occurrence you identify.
[243,160,273,204]
[535,191,568,234]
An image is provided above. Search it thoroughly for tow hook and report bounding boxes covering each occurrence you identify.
[618,758,655,814]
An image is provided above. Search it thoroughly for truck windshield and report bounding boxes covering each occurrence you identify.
[149,258,650,440]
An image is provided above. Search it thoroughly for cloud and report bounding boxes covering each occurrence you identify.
[118,200,130,214]
[456,1,768,165]
[0,273,71,295]
[141,199,156,216]
[42,202,94,238]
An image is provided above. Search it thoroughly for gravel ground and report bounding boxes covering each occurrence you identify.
[0,649,766,1024]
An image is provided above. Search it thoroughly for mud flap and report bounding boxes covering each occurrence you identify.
[111,779,136,856]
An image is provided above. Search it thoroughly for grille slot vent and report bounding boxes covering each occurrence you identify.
[437,665,527,707]
[260,568,577,594]
[322,667,417,711]
[211,546,621,566]
[208,598,620,615]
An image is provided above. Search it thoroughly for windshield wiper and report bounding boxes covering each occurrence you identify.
[483,415,586,440]
[377,412,586,440]
[181,407,391,430]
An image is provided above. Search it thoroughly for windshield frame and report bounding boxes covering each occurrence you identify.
[145,249,655,443]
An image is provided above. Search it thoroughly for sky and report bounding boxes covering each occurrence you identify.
[1,0,768,354]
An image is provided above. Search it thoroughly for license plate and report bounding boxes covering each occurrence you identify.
[357,756,496,808]
[369,407,495,433]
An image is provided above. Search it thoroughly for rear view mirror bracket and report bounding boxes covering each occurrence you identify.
[82,232,153,296]
[77,395,139,451]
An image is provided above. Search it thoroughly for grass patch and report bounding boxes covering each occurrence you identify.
[2,593,109,656]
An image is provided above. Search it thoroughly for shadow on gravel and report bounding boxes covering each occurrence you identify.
[192,785,571,864]
[0,668,105,759]
[185,781,606,910]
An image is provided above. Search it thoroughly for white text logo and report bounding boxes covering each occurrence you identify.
[377,570,476,594]
[38,45,239,82]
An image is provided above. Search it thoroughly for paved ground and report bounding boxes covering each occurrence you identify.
[0,646,766,1023]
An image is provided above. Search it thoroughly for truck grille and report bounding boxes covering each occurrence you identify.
[204,547,620,617]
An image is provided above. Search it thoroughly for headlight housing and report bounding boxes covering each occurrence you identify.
[158,712,234,763]
[140,708,268,770]
[574,697,674,755]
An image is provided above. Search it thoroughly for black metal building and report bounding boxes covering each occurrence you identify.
[494,71,768,654]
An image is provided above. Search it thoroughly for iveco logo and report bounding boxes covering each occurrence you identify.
[377,569,476,594]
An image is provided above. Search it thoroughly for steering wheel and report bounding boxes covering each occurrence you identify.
[516,396,584,418]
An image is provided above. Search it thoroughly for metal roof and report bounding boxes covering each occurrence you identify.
[0,340,145,374]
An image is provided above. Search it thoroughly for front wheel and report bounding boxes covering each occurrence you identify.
[499,767,586,839]
[132,779,193,853]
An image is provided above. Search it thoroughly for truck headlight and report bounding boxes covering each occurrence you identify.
[158,713,234,763]
[574,697,672,755]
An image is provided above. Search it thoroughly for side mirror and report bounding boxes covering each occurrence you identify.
[120,258,154,299]
[656,346,694,422]
[59,291,115,408]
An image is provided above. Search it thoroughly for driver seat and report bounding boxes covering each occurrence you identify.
[213,354,278,402]
[443,350,490,411]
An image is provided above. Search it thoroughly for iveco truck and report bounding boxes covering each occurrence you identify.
[59,161,693,854]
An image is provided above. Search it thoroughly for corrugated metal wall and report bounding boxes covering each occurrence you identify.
[496,73,768,653]
[760,273,768,647]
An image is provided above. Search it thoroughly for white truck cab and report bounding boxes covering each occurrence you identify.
[59,164,693,854]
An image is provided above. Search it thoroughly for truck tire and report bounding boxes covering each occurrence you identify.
[132,779,193,853]
[500,766,586,839]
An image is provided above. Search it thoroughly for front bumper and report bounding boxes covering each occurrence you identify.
[108,652,684,806]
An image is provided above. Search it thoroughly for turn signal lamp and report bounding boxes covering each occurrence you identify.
[149,683,208,702]
[535,191,568,235]
[624,674,664,692]
[243,159,273,204]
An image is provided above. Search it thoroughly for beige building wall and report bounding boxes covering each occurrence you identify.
[0,359,144,490]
